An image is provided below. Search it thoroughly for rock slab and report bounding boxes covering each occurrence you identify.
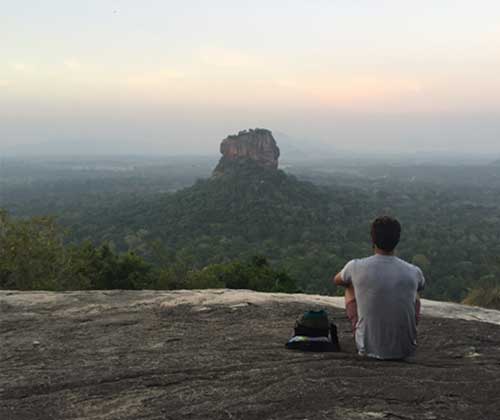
[1,290,500,420]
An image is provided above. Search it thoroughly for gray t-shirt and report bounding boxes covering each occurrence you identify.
[341,255,425,360]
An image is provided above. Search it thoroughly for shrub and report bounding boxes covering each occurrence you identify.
[463,287,500,310]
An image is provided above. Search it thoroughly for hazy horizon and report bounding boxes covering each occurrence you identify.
[2,1,500,156]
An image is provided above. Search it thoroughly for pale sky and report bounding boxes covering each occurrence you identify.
[1,1,500,155]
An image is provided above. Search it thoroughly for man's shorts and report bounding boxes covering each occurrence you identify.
[346,299,421,332]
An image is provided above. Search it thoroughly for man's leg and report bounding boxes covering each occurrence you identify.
[344,285,355,304]
[416,298,421,325]
[344,285,358,333]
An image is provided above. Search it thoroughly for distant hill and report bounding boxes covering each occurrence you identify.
[24,129,500,301]
[273,130,338,161]
[66,130,370,293]
[74,156,368,293]
[71,128,363,248]
[153,159,349,242]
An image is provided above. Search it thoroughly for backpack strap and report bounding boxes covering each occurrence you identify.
[329,323,341,352]
[294,323,329,337]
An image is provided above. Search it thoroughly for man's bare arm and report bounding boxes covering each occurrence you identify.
[333,272,348,287]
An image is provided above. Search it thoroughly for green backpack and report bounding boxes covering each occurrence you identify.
[297,310,330,332]
[285,310,340,352]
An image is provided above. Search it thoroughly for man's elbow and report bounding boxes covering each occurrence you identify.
[333,273,344,286]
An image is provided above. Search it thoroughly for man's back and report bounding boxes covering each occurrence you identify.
[342,255,425,359]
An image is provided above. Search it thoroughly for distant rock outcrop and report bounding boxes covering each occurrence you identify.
[213,128,280,176]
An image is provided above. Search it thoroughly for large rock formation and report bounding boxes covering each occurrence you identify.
[213,128,280,176]
[1,289,500,420]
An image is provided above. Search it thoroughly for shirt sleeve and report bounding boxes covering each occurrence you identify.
[416,267,425,292]
[340,260,355,285]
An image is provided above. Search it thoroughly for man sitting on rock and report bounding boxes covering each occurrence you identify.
[333,216,425,360]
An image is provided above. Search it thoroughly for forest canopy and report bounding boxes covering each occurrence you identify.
[2,156,500,306]
[0,209,298,293]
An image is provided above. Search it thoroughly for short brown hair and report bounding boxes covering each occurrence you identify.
[371,216,401,252]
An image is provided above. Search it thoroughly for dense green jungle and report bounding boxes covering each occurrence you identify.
[1,154,500,308]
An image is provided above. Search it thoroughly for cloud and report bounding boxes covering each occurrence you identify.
[329,79,425,110]
[199,47,260,69]
[10,62,27,72]
[272,75,425,109]
[124,69,186,87]
[275,79,300,89]
[63,59,81,70]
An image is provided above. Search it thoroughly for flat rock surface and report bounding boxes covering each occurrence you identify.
[1,290,500,420]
